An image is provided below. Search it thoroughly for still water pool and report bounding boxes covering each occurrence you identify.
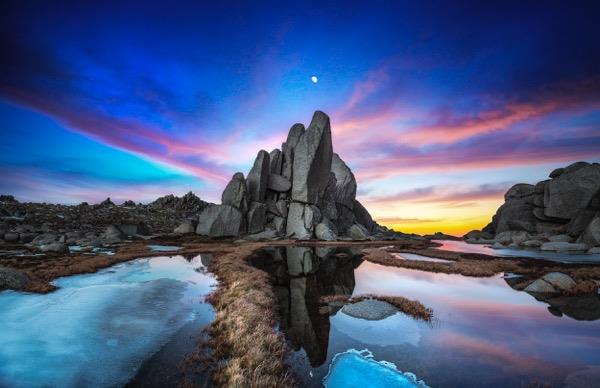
[0,254,215,388]
[253,246,600,387]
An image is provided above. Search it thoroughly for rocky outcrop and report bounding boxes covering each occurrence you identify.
[196,205,244,237]
[470,162,600,251]
[196,111,386,240]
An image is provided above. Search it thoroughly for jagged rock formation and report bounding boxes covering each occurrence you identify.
[469,162,600,252]
[196,111,384,240]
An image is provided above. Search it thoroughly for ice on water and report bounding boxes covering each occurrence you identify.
[323,349,429,388]
[0,255,215,388]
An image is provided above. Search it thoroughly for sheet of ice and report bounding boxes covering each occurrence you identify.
[323,349,429,388]
[147,245,182,252]
[439,240,600,263]
[0,254,215,388]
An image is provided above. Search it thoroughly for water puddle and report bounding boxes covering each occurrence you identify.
[253,246,600,387]
[439,240,600,263]
[0,254,215,387]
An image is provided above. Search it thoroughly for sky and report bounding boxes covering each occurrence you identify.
[1,1,599,235]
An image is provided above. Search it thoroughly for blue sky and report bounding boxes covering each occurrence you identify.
[1,0,599,233]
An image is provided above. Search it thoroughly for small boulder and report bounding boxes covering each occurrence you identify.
[315,222,337,241]
[0,267,30,290]
[174,221,195,234]
[542,272,576,292]
[102,225,126,241]
[524,278,558,294]
[578,215,600,247]
[40,242,68,253]
[348,223,369,240]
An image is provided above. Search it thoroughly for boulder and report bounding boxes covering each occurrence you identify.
[315,222,337,241]
[40,242,68,253]
[348,223,369,240]
[495,230,530,245]
[578,215,600,247]
[522,240,543,248]
[542,272,576,292]
[330,153,357,208]
[246,150,270,202]
[544,163,600,220]
[271,216,286,235]
[291,111,333,204]
[119,221,150,236]
[32,233,59,246]
[0,267,30,290]
[281,123,305,180]
[548,234,573,243]
[247,202,266,234]
[525,279,558,294]
[267,174,292,192]
[196,205,244,237]
[174,221,195,234]
[3,232,19,243]
[222,172,248,212]
[286,202,313,239]
[102,225,126,241]
[540,242,588,252]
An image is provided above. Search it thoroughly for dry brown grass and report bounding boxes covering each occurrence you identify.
[204,244,295,388]
[321,294,433,321]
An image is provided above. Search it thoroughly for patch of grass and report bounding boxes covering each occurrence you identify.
[204,244,294,388]
[321,294,433,321]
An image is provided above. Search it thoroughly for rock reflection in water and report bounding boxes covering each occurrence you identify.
[251,246,362,367]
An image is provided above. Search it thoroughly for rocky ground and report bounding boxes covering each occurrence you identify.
[464,161,600,254]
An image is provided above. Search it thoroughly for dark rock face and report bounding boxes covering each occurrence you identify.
[246,150,271,203]
[292,111,333,204]
[196,205,244,237]
[222,172,249,212]
[197,111,388,240]
[474,162,600,250]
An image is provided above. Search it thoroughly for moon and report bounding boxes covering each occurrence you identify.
[311,75,318,84]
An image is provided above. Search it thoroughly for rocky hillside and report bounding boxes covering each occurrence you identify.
[192,111,393,240]
[0,192,209,253]
[466,162,600,252]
